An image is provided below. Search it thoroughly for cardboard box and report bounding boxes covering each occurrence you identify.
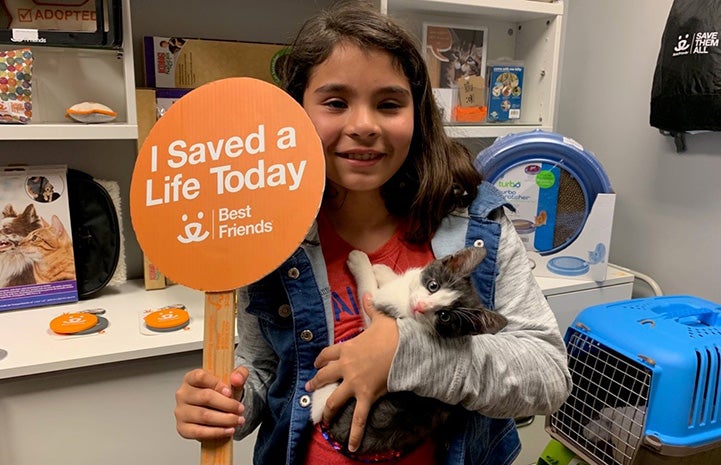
[487,63,524,122]
[527,194,615,282]
[143,36,287,88]
[0,165,78,311]
[135,88,156,147]
[135,88,192,290]
[155,88,191,118]
[136,88,167,290]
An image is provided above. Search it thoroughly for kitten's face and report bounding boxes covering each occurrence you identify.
[373,247,507,337]
[0,204,42,253]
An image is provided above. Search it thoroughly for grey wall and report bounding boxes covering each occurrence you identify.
[556,0,721,301]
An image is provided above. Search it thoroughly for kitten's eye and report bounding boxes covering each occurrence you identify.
[426,280,440,293]
[438,311,451,323]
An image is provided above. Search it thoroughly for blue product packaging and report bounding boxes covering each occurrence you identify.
[487,64,524,122]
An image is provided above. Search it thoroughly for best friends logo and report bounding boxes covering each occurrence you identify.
[673,31,719,56]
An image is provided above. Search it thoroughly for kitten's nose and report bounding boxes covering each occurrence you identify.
[412,302,427,315]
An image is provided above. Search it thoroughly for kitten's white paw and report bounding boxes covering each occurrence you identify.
[310,383,339,424]
[347,250,371,276]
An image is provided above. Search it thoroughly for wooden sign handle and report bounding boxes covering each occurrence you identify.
[201,290,236,465]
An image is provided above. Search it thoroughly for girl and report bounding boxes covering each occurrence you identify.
[174,2,572,464]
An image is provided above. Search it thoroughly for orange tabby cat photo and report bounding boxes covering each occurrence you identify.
[18,214,76,284]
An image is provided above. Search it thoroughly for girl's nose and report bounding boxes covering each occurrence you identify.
[347,107,379,138]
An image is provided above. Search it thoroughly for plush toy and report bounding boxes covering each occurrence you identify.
[583,405,646,464]
[65,102,117,124]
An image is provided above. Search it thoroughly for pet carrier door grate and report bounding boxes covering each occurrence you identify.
[547,295,721,465]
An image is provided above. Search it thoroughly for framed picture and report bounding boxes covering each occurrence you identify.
[422,22,488,89]
[0,0,122,49]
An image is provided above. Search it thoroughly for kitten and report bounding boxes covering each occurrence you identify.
[311,245,508,456]
[19,215,76,283]
[0,203,42,287]
[38,179,58,202]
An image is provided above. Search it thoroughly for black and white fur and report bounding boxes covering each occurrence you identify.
[311,245,507,456]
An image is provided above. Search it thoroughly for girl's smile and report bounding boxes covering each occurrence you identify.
[302,42,414,198]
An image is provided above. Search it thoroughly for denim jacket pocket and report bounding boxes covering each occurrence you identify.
[246,273,294,330]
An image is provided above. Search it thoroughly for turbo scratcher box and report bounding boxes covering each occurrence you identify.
[475,131,616,282]
[143,36,288,89]
[0,165,78,311]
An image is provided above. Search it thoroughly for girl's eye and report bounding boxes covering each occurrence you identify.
[324,99,347,109]
[426,280,440,293]
[378,101,402,110]
[438,311,451,323]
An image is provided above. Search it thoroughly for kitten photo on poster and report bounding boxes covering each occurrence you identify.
[0,203,42,287]
[311,245,507,457]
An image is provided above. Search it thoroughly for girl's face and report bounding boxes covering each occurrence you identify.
[302,43,414,195]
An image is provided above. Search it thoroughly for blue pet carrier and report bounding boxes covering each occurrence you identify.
[547,295,721,465]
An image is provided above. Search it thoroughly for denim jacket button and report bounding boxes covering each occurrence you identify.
[299,395,311,408]
[300,329,313,341]
[278,304,291,318]
[287,267,300,279]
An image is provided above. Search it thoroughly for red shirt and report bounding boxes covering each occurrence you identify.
[302,213,437,464]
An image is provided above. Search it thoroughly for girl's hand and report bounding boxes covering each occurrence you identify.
[174,365,249,441]
[305,294,399,452]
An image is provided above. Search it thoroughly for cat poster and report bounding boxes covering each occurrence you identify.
[0,164,78,312]
[423,23,488,89]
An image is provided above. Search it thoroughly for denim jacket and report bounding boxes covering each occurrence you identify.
[235,182,564,465]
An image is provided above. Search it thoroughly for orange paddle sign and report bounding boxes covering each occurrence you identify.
[130,77,325,465]
[130,77,325,291]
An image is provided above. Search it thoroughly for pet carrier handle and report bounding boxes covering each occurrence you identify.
[675,312,720,327]
[201,291,236,465]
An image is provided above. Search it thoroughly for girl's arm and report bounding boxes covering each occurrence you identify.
[233,287,279,439]
[388,211,573,418]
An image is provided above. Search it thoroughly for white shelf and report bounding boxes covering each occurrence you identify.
[384,0,564,21]
[445,123,553,138]
[383,0,565,139]
[0,0,137,140]
[0,280,205,380]
[0,122,138,140]
[0,267,633,381]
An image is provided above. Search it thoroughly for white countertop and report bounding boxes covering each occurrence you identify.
[0,266,633,380]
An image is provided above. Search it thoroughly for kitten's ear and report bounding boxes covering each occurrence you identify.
[442,246,487,276]
[20,204,38,222]
[2,203,15,218]
[471,309,508,335]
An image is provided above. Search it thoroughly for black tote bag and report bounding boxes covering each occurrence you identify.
[650,0,721,149]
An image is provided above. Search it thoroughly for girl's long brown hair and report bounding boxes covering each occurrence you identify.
[280,0,483,243]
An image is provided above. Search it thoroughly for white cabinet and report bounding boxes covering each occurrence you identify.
[0,0,137,140]
[0,269,633,465]
[381,0,565,138]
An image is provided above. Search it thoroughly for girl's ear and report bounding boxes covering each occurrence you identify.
[441,246,487,276]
